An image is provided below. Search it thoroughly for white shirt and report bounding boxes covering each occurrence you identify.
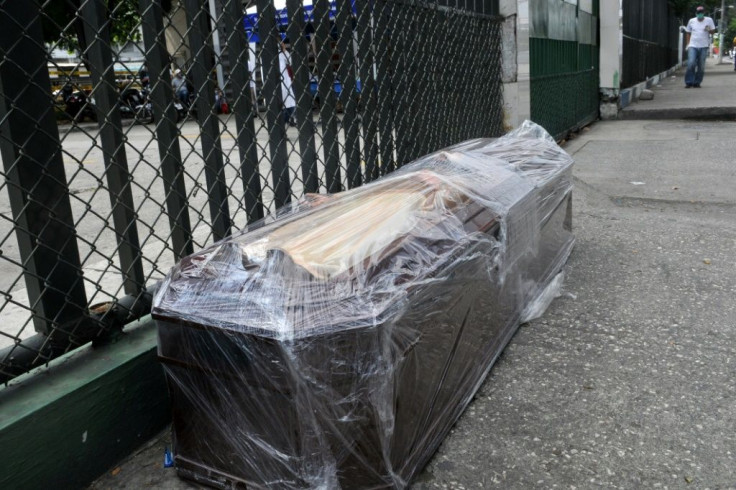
[686,16,715,49]
[172,75,186,93]
[248,42,257,89]
[278,51,295,109]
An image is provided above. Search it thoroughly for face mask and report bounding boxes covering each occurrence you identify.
[697,13,704,19]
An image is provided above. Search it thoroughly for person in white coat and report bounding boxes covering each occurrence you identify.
[248,42,258,113]
[279,39,296,126]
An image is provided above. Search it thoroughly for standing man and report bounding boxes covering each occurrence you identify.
[684,6,716,88]
[279,39,296,127]
[172,69,189,106]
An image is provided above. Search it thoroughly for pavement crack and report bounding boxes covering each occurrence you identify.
[609,195,736,211]
[571,175,609,196]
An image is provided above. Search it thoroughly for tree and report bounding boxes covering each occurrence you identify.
[669,0,723,22]
[726,15,736,49]
[41,0,171,54]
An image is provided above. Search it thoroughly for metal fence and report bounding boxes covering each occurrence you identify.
[621,0,681,89]
[529,0,599,140]
[0,0,504,383]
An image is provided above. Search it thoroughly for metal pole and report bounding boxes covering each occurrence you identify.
[139,0,194,259]
[717,0,726,64]
[82,0,146,295]
[183,0,233,240]
[0,0,89,334]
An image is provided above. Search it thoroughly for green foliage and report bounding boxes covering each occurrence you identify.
[42,0,142,53]
[669,0,728,21]
[726,16,736,48]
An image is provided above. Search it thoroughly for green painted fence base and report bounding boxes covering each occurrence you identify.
[0,317,170,490]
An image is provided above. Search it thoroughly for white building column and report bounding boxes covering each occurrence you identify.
[500,0,530,130]
[165,0,192,70]
[599,0,622,119]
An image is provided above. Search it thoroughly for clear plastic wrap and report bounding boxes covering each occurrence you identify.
[152,120,575,489]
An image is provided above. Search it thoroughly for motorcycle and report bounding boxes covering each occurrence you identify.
[59,85,97,123]
[119,86,154,124]
[173,80,197,122]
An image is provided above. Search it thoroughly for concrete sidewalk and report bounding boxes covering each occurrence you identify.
[91,119,736,489]
[622,58,736,120]
[89,117,736,487]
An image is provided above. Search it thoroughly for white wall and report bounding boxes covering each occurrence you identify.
[500,0,531,130]
[599,0,622,92]
[165,0,191,70]
[598,0,622,119]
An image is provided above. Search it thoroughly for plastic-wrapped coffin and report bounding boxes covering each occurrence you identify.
[153,121,575,489]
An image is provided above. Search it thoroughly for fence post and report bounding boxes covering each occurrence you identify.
[314,0,342,192]
[335,0,363,188]
[81,0,146,295]
[375,0,395,176]
[183,0,233,240]
[257,0,292,208]
[139,0,194,259]
[222,0,265,222]
[356,0,379,181]
[286,0,320,194]
[0,2,89,335]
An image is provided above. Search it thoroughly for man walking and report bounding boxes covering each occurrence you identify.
[684,6,716,88]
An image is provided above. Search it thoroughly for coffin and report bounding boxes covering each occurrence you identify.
[153,121,575,489]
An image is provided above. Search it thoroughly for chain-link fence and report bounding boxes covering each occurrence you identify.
[529,0,599,140]
[621,0,681,89]
[0,0,504,384]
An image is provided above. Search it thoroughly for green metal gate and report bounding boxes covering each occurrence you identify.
[530,0,599,140]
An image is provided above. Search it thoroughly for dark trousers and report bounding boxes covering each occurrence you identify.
[283,106,295,126]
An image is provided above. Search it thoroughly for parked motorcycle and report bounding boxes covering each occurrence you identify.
[119,87,153,124]
[173,80,197,122]
[59,84,96,123]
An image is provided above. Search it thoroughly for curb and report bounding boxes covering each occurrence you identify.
[619,105,736,120]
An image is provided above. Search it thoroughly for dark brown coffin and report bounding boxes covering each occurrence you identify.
[153,122,575,489]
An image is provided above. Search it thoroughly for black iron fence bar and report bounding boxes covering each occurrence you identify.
[0,283,157,384]
[375,0,395,177]
[356,0,379,182]
[284,1,318,194]
[81,0,146,295]
[334,0,362,189]
[415,5,437,159]
[621,34,670,46]
[257,0,292,208]
[285,0,320,195]
[139,0,194,259]
[314,0,342,193]
[222,0,265,223]
[397,8,421,164]
[390,9,409,168]
[184,0,232,240]
[0,1,89,335]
